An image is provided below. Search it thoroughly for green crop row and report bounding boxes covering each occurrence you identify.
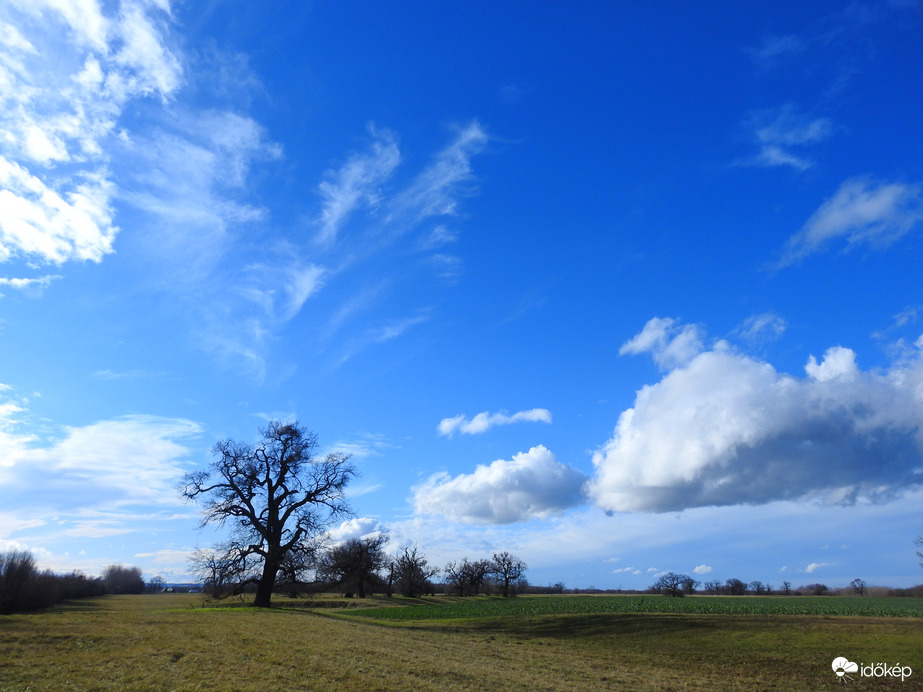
[348,595,923,621]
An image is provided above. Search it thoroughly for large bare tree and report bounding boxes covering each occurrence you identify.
[180,421,355,607]
[490,552,527,597]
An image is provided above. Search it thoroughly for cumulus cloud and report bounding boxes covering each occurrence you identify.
[776,178,923,266]
[619,317,705,370]
[324,517,388,544]
[588,318,923,513]
[805,562,831,573]
[438,408,552,437]
[693,564,713,575]
[412,445,587,524]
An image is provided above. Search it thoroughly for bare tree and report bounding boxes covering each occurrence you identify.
[916,535,923,567]
[390,545,439,598]
[180,421,355,608]
[681,576,700,595]
[781,580,792,595]
[850,578,866,596]
[490,552,527,597]
[651,572,690,598]
[444,558,491,597]
[318,535,388,597]
[749,580,768,595]
[703,579,722,594]
[724,578,748,596]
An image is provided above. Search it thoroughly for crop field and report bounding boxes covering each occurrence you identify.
[1,593,921,691]
[345,594,923,621]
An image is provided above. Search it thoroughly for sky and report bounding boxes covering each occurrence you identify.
[1,0,922,592]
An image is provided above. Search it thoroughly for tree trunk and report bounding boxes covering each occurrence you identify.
[253,558,279,608]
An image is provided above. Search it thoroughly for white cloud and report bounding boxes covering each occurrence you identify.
[316,127,401,246]
[739,105,833,171]
[390,121,488,224]
[324,517,388,544]
[589,318,923,512]
[0,0,182,267]
[693,564,713,575]
[0,387,36,470]
[0,157,117,264]
[613,566,642,575]
[619,317,705,370]
[29,415,202,505]
[0,274,61,296]
[438,408,552,437]
[776,178,923,266]
[734,312,787,343]
[413,445,587,524]
[805,562,831,574]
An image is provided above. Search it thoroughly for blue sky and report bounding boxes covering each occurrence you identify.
[2,0,922,591]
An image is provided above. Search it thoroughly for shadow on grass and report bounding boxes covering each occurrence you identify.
[458,613,726,641]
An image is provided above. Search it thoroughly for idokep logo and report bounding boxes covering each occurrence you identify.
[832,657,913,683]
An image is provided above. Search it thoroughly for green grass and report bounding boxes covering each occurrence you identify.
[1,594,920,691]
[345,594,923,621]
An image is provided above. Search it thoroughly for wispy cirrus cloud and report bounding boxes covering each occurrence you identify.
[739,105,834,172]
[315,126,401,246]
[438,408,552,437]
[774,177,923,267]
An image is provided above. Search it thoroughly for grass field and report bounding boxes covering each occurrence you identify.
[1,593,921,690]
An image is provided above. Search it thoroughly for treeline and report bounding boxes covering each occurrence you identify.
[0,550,147,614]
[650,572,884,597]
[194,537,528,601]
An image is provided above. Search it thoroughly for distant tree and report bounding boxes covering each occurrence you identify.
[850,578,866,596]
[180,421,356,608]
[916,535,923,567]
[806,583,829,596]
[702,579,722,594]
[318,535,388,597]
[724,578,748,596]
[550,581,565,594]
[749,580,767,595]
[781,580,792,595]
[444,558,491,597]
[103,565,145,594]
[651,572,690,598]
[147,576,167,593]
[490,552,527,597]
[189,546,248,598]
[390,545,439,598]
[0,550,38,613]
[680,576,699,595]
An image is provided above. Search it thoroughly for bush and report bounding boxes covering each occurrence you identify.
[103,565,145,594]
[0,551,105,613]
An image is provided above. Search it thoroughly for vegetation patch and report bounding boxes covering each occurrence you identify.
[2,594,921,691]
[345,594,923,621]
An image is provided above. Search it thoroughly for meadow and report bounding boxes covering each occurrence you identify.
[1,593,921,690]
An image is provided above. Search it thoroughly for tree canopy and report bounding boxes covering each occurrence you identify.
[180,421,355,607]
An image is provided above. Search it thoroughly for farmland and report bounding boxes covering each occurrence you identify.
[1,593,921,690]
[345,594,923,621]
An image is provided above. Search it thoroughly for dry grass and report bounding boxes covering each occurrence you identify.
[0,594,920,690]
